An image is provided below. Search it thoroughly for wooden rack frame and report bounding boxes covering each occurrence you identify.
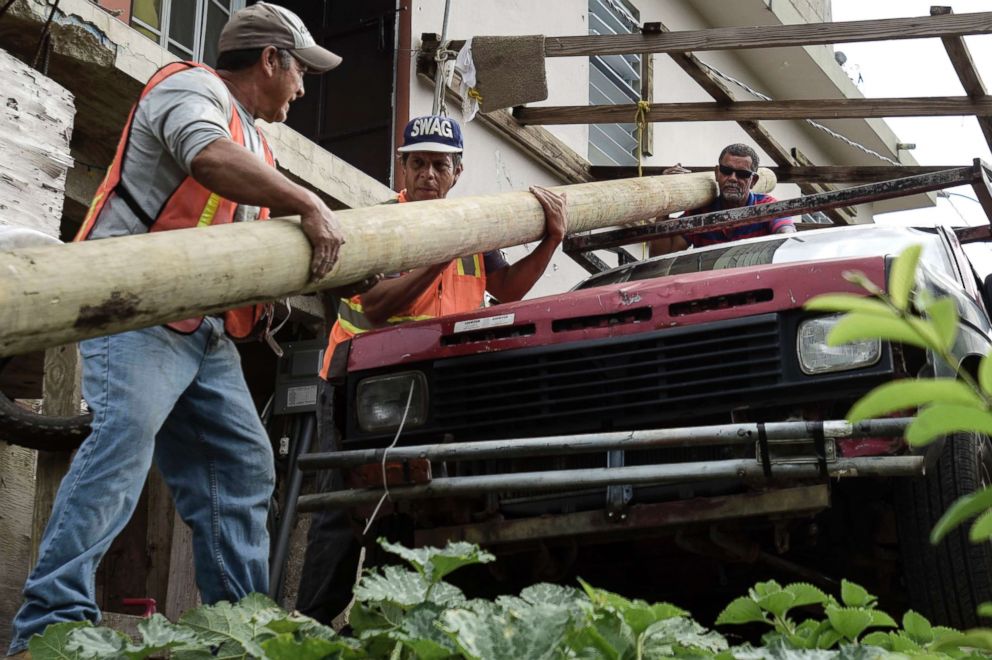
[420,7,992,272]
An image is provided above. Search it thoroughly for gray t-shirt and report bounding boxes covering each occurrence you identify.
[90,67,266,239]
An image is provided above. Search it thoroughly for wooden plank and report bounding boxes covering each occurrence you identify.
[165,512,200,620]
[513,96,992,125]
[971,160,992,222]
[658,43,847,225]
[144,466,175,610]
[639,50,653,158]
[591,164,961,184]
[930,7,992,156]
[30,345,81,567]
[416,40,593,184]
[542,11,992,57]
[0,442,36,651]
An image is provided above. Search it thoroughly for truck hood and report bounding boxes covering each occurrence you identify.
[348,255,885,372]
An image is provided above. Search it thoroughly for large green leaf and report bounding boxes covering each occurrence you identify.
[29,622,92,660]
[980,352,992,397]
[867,610,897,629]
[901,610,933,645]
[757,591,797,620]
[979,602,992,619]
[260,633,360,660]
[926,297,959,351]
[839,581,874,608]
[889,244,923,311]
[383,604,459,660]
[63,627,132,659]
[379,539,495,581]
[825,605,873,641]
[355,564,465,608]
[783,583,829,609]
[804,294,896,317]
[934,629,992,652]
[905,405,992,446]
[827,313,935,350]
[931,486,992,544]
[441,602,573,660]
[970,507,992,543]
[178,600,266,658]
[640,617,729,657]
[622,601,688,637]
[715,597,766,625]
[846,379,984,423]
[519,583,585,609]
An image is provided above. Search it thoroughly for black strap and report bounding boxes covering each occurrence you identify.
[114,182,156,229]
[812,422,829,478]
[757,423,772,479]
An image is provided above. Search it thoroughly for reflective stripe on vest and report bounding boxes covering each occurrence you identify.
[320,193,487,379]
[75,61,276,340]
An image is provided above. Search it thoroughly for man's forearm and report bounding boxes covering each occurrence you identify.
[487,237,558,303]
[361,264,448,325]
[190,138,316,217]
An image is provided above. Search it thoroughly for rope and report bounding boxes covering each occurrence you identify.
[362,381,415,536]
[635,99,650,259]
[31,0,60,73]
[699,61,901,166]
[467,87,483,105]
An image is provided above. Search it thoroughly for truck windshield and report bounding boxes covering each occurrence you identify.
[574,225,955,290]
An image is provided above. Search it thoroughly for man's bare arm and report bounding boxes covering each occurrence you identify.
[191,137,345,280]
[486,186,567,303]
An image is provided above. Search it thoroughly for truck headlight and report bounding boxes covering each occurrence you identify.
[356,371,428,432]
[797,315,881,375]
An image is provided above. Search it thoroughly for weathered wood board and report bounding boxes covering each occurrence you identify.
[0,48,74,237]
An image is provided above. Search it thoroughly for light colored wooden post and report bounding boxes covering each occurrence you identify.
[0,170,777,357]
[29,344,82,567]
[165,512,200,620]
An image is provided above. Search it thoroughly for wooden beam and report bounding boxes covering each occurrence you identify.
[30,345,81,567]
[590,164,965,184]
[514,96,992,125]
[541,11,992,58]
[971,159,992,222]
[658,41,848,225]
[931,6,992,156]
[0,170,777,356]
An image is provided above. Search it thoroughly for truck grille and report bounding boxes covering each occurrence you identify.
[431,314,784,438]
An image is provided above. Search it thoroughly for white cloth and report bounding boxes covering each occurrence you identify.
[455,38,479,123]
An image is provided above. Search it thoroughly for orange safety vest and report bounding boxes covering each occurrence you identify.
[75,61,276,340]
[319,190,487,379]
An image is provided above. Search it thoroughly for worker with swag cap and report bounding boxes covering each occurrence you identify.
[296,114,568,623]
[7,4,344,655]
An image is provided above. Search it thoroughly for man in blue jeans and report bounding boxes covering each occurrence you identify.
[7,4,345,656]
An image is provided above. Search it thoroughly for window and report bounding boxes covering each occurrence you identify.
[588,0,641,166]
[130,0,246,66]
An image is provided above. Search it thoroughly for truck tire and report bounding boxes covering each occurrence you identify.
[0,358,90,451]
[895,432,992,629]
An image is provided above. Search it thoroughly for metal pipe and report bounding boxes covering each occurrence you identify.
[268,413,316,601]
[297,455,924,511]
[431,0,453,115]
[297,418,911,471]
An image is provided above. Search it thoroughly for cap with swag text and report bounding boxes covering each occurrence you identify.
[397,115,464,154]
[219,2,342,73]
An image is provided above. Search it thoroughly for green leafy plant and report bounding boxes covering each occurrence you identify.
[805,245,992,547]
[27,539,992,659]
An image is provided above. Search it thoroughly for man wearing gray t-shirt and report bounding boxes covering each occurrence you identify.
[7,4,344,655]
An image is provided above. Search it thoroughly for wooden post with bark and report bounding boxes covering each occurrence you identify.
[0,170,775,358]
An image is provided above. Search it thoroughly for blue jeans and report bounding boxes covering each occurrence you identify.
[7,318,274,655]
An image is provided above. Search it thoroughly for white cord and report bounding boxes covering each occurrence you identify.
[699,61,901,166]
[362,381,416,536]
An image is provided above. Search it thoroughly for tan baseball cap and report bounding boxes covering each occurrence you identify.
[219,2,342,73]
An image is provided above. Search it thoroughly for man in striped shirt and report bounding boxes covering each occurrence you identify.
[649,143,795,256]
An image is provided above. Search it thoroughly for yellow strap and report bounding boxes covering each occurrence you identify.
[388,314,434,323]
[468,87,483,105]
[635,99,651,259]
[197,193,222,227]
[337,316,368,336]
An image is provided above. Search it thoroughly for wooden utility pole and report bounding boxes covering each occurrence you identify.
[0,171,775,357]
